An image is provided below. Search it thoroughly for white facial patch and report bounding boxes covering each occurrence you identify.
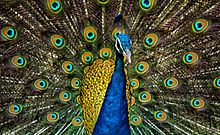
[115,37,132,63]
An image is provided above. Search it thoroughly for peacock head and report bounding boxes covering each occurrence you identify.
[115,34,132,63]
[114,13,132,63]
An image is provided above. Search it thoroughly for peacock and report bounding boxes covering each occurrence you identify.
[0,0,220,135]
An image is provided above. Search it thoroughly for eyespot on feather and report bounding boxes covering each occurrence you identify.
[135,61,149,74]
[130,79,140,90]
[62,61,74,74]
[72,116,83,126]
[192,19,209,33]
[11,55,27,68]
[164,77,178,89]
[82,52,94,64]
[50,34,65,49]
[143,33,158,48]
[183,52,199,65]
[130,115,142,126]
[59,91,71,102]
[47,0,63,14]
[1,26,17,41]
[138,91,152,103]
[190,98,205,109]
[139,0,156,12]
[8,104,22,115]
[47,112,59,122]
[71,78,81,89]
[213,77,220,89]
[154,111,167,122]
[100,48,112,59]
[84,26,97,42]
[34,79,49,91]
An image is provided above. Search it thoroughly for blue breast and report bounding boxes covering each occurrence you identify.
[92,48,130,135]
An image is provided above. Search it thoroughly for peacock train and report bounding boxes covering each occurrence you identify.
[0,0,220,135]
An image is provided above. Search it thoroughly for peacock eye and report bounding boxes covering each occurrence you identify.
[192,19,209,33]
[143,33,158,48]
[97,0,109,4]
[139,0,156,11]
[183,52,199,65]
[72,117,83,126]
[135,61,149,74]
[1,26,17,41]
[100,48,112,59]
[154,111,167,122]
[130,115,142,126]
[164,77,178,89]
[191,98,205,109]
[130,79,140,90]
[9,104,22,115]
[11,56,27,68]
[84,27,97,42]
[59,91,71,102]
[47,0,63,14]
[82,52,94,64]
[139,91,152,103]
[62,61,74,74]
[47,112,59,122]
[50,35,65,49]
[34,79,49,91]
[71,78,81,89]
[112,28,119,40]
[213,77,220,89]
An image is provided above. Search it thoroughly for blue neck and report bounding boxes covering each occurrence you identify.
[114,51,124,71]
[92,51,130,135]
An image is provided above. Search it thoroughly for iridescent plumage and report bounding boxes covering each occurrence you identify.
[0,0,220,135]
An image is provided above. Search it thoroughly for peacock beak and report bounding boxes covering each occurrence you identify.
[124,49,131,63]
